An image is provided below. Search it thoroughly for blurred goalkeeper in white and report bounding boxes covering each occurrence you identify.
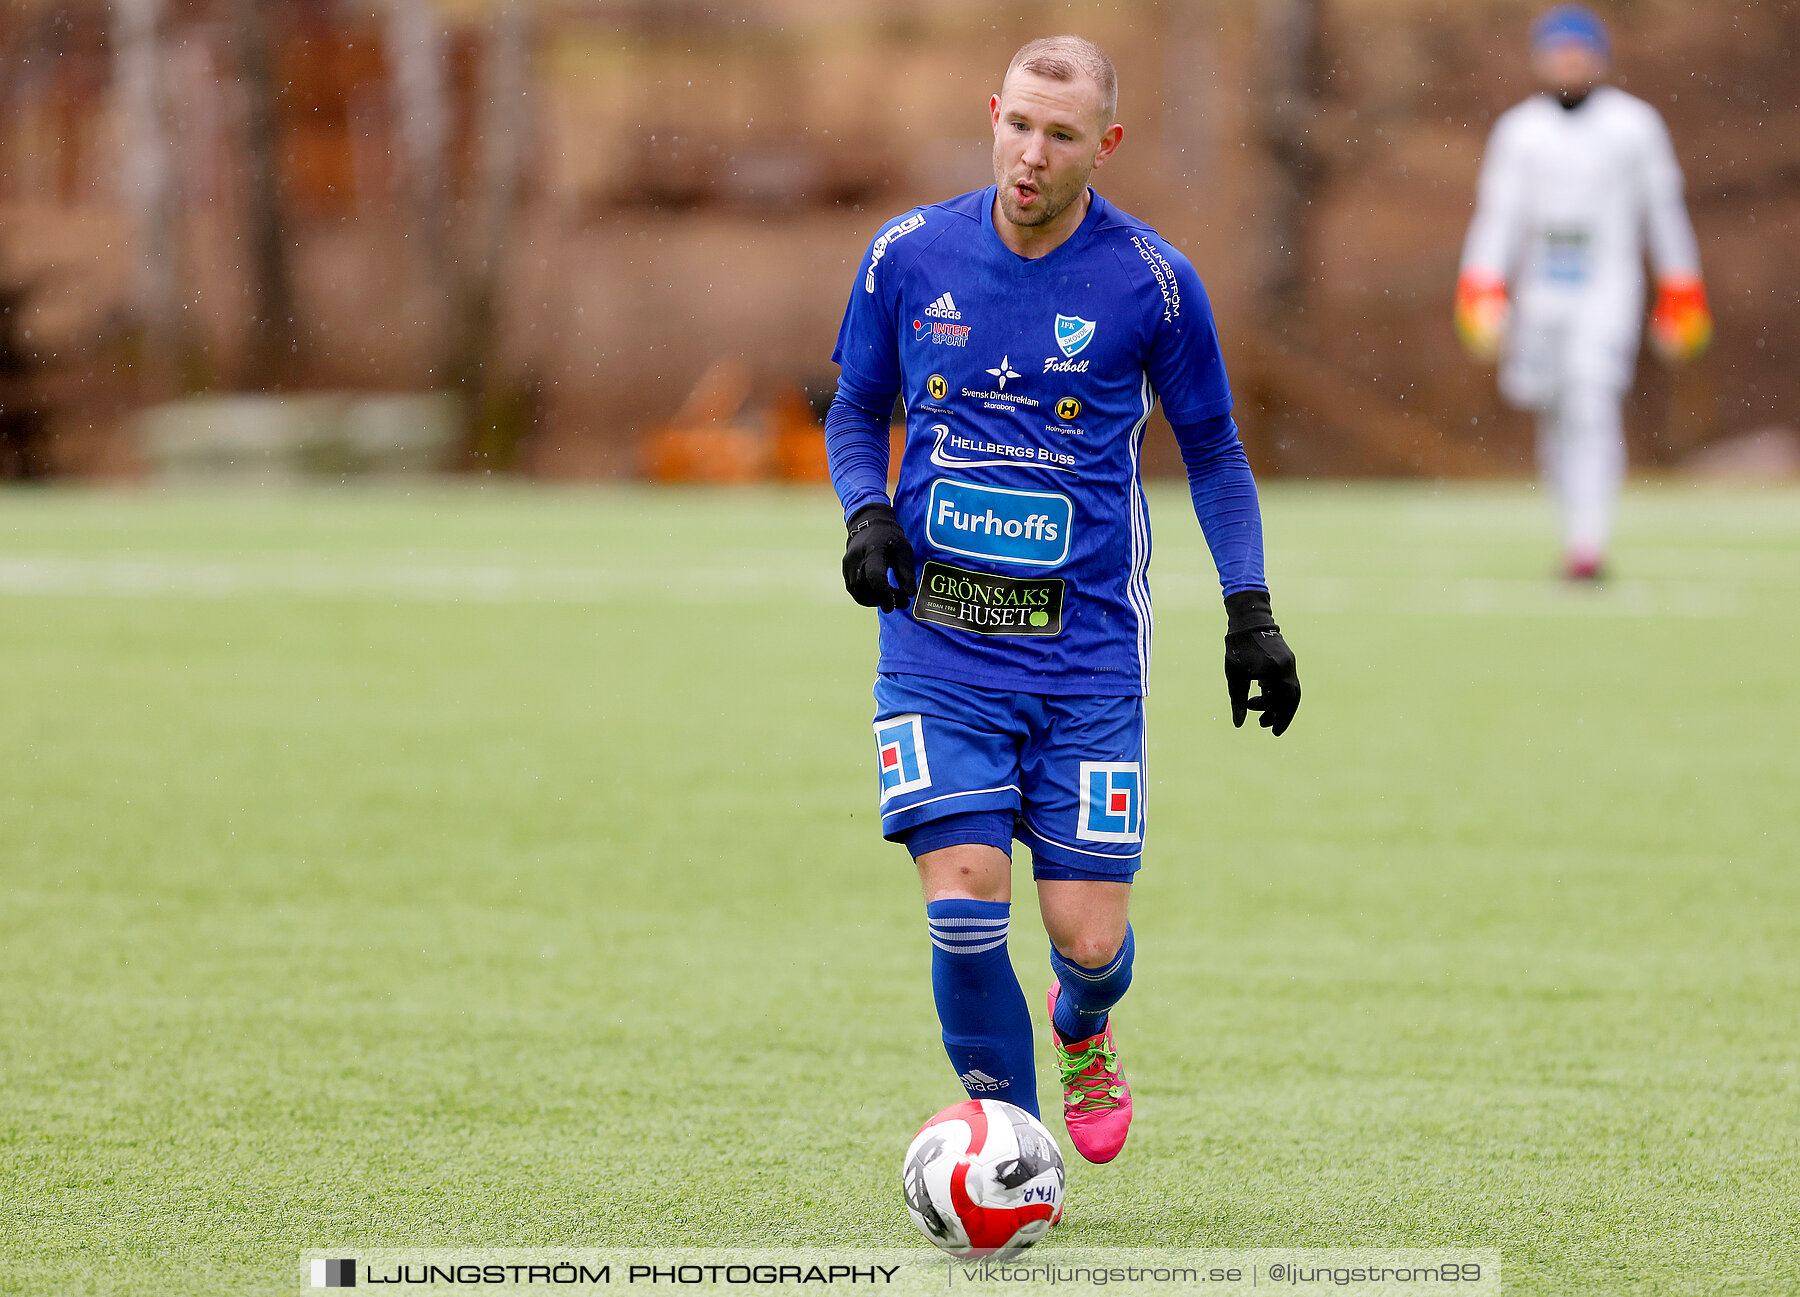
[1456,5,1712,580]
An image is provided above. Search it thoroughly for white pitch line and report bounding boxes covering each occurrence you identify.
[1153,572,1743,618]
[0,556,842,604]
[0,555,1751,617]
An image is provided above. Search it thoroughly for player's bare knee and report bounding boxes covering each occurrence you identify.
[916,842,1011,903]
[1051,931,1126,969]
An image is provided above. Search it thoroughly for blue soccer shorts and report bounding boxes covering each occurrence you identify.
[870,672,1146,881]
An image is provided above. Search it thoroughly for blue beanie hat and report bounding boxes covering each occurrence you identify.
[1531,5,1610,57]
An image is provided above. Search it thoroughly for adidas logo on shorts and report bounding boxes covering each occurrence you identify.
[924,292,962,320]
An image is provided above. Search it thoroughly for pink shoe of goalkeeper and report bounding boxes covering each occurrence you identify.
[1046,982,1133,1164]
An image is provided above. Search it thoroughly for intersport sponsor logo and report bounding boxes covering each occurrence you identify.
[913,319,971,347]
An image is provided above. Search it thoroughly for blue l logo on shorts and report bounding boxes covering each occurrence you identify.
[1077,762,1141,843]
[927,479,1072,568]
[874,714,931,802]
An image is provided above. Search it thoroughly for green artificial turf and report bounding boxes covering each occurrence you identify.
[1,482,1796,1295]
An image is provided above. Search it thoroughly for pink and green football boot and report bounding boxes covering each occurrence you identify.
[1045,982,1133,1163]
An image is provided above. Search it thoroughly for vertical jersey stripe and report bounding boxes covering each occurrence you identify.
[1125,373,1156,688]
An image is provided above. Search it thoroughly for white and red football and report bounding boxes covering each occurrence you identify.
[900,1099,1065,1258]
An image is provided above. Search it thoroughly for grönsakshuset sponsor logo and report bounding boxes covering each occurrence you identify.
[912,561,1064,637]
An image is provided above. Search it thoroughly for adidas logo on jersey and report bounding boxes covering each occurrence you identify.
[958,1069,1008,1092]
[924,293,962,320]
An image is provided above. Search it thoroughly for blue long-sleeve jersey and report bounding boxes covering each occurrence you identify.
[828,186,1266,697]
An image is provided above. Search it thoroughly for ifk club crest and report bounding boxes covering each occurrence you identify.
[1054,314,1095,358]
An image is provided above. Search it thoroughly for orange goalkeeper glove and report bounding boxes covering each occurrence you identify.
[1650,276,1713,363]
[1454,270,1509,363]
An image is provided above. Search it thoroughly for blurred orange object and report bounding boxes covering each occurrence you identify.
[1453,270,1509,363]
[669,358,753,428]
[642,359,766,482]
[768,384,830,482]
[640,428,766,482]
[1649,275,1713,364]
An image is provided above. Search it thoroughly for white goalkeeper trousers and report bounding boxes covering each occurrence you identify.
[1536,382,1626,561]
[1502,290,1640,564]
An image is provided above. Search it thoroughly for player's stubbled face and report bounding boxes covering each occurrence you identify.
[1532,42,1607,96]
[991,71,1105,229]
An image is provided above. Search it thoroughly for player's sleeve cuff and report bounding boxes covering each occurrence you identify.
[840,489,892,522]
[1161,394,1235,425]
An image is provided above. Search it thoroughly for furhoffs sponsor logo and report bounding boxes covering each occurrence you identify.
[925,479,1071,567]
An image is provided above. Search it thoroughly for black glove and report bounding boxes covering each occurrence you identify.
[1224,589,1301,736]
[842,502,917,612]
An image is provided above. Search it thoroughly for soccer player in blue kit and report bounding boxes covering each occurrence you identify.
[825,36,1301,1167]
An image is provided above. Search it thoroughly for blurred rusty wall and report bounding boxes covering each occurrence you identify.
[0,0,1794,477]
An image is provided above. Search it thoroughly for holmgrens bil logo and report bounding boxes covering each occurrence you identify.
[927,374,949,401]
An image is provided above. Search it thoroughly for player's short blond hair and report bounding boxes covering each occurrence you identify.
[1004,35,1118,128]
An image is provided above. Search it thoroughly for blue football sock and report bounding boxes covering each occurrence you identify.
[926,899,1039,1118]
[1050,924,1135,1043]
